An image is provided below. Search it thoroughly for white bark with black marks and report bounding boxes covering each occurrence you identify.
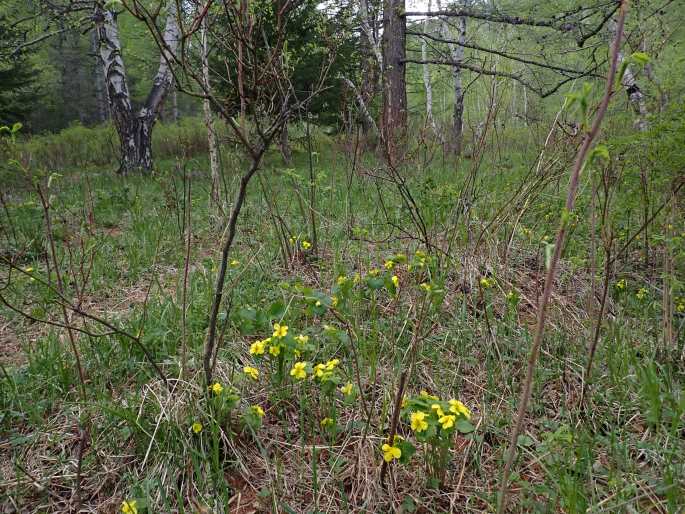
[93,1,180,173]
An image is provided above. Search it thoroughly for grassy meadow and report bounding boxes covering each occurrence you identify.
[1,105,684,513]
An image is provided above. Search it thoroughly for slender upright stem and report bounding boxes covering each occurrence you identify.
[496,3,628,512]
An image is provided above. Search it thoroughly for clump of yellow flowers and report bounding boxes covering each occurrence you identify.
[390,392,474,481]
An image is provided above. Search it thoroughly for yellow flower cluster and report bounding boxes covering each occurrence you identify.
[290,361,308,380]
[407,394,471,435]
[243,366,259,380]
[313,358,340,381]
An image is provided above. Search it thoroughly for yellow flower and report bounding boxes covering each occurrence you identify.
[192,422,203,433]
[325,358,340,370]
[229,259,240,268]
[273,323,288,338]
[313,363,326,378]
[295,334,309,345]
[480,277,493,288]
[410,411,428,433]
[332,295,338,307]
[302,240,312,250]
[121,500,138,514]
[337,275,348,286]
[615,279,626,290]
[243,366,259,380]
[384,260,395,270]
[211,382,224,395]
[251,405,265,418]
[391,275,399,288]
[448,399,471,419]
[290,361,308,380]
[439,414,456,430]
[381,443,401,462]
[369,268,380,277]
[431,403,444,417]
[320,417,334,427]
[24,267,34,273]
[420,282,431,292]
[249,340,266,355]
[420,390,438,400]
[340,382,353,395]
[636,288,647,300]
[315,300,322,307]
[268,344,281,357]
[677,302,685,313]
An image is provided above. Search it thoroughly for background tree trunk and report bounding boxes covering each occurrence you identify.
[610,18,648,131]
[200,16,221,207]
[93,1,179,173]
[381,0,407,163]
[436,0,466,155]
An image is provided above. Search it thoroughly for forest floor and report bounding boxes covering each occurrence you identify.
[1,137,684,513]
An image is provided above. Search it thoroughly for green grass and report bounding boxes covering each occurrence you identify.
[1,113,684,513]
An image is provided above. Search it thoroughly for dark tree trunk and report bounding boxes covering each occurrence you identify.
[119,115,155,173]
[381,0,407,163]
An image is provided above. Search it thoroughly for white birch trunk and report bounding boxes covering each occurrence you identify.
[436,0,465,154]
[201,16,221,207]
[94,1,180,172]
[610,19,648,131]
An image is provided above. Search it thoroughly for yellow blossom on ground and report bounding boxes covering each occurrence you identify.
[636,288,647,300]
[229,259,240,268]
[268,344,281,357]
[439,414,456,430]
[332,295,338,307]
[325,358,340,370]
[420,390,438,400]
[121,500,138,514]
[340,382,353,395]
[249,340,266,355]
[410,411,429,432]
[211,382,223,395]
[315,300,322,307]
[381,443,401,462]
[192,422,203,434]
[677,302,685,313]
[243,366,259,380]
[251,405,265,418]
[295,334,309,345]
[615,279,627,290]
[320,417,334,427]
[384,260,395,270]
[302,240,312,250]
[431,403,444,417]
[369,268,380,277]
[420,282,431,292]
[337,275,347,286]
[449,399,471,419]
[273,323,288,338]
[290,361,308,380]
[314,363,327,378]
